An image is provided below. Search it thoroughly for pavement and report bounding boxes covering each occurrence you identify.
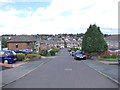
[99,61,119,65]
[1,49,119,88]
[82,60,119,84]
[0,57,54,88]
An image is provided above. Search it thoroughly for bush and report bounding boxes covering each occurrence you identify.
[86,53,98,59]
[50,50,56,56]
[90,53,98,57]
[46,53,51,56]
[34,52,41,55]
[16,53,25,61]
[26,54,40,58]
[100,54,117,59]
[110,54,117,58]
[101,55,111,58]
[71,48,78,51]
[23,58,30,62]
[39,50,48,56]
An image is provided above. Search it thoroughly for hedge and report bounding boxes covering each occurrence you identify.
[16,53,25,61]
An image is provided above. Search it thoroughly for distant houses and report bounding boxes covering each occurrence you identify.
[5,34,83,52]
[105,34,120,50]
[2,34,119,52]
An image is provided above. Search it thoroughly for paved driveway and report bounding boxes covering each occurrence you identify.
[3,49,119,88]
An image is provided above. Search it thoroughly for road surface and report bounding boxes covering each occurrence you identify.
[3,49,118,88]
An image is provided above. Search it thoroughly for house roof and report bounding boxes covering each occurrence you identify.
[7,35,38,43]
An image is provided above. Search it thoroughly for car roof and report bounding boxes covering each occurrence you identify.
[0,50,13,52]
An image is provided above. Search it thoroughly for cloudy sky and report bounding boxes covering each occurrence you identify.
[0,0,119,35]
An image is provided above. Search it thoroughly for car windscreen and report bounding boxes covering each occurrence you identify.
[12,51,16,55]
[4,52,14,56]
[76,52,83,54]
[0,51,4,56]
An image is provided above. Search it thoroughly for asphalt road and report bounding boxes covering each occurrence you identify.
[3,49,118,88]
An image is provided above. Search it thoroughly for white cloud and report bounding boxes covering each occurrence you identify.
[0,0,119,35]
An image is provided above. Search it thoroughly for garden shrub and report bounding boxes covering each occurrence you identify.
[110,54,118,58]
[46,53,51,56]
[16,53,25,61]
[101,55,111,58]
[50,50,56,56]
[87,53,98,59]
[23,58,30,62]
[90,53,98,57]
[71,48,78,51]
[26,54,40,58]
[39,49,48,56]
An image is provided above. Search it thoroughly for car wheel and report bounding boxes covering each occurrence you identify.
[3,60,9,64]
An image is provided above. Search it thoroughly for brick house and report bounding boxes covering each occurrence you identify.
[7,35,38,51]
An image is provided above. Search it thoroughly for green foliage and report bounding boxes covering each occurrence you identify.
[39,49,48,56]
[23,58,30,62]
[50,50,56,56]
[110,54,118,58]
[39,48,60,56]
[64,41,67,48]
[46,53,51,56]
[1,37,8,48]
[90,53,98,57]
[99,58,118,61]
[82,24,108,53]
[49,48,60,56]
[32,45,35,51]
[16,53,25,61]
[26,54,38,58]
[101,54,118,59]
[71,48,78,51]
[25,54,41,60]
[52,48,60,52]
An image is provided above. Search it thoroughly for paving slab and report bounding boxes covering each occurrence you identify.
[82,60,119,84]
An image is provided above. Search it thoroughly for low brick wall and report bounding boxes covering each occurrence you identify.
[0,63,13,67]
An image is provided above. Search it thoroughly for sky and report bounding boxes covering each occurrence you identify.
[0,0,119,35]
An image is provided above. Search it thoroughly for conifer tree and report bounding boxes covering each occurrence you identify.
[82,24,108,53]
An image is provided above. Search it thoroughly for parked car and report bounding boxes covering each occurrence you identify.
[74,51,86,60]
[0,50,17,64]
[14,49,33,54]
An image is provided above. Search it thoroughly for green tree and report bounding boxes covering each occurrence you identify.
[64,41,67,48]
[2,37,8,48]
[82,24,108,53]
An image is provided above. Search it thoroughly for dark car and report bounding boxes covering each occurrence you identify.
[0,50,17,64]
[74,51,86,60]
[14,48,33,54]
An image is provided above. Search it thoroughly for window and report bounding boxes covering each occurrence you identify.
[27,43,30,46]
[16,44,18,48]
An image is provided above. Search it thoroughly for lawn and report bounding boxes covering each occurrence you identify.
[98,58,118,61]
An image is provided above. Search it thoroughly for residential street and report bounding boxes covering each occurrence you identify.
[3,49,118,88]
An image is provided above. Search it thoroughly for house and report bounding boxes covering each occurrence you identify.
[105,34,120,50]
[7,35,39,52]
